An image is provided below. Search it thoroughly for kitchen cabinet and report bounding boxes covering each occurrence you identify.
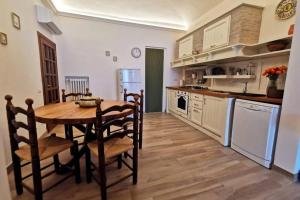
[202,95,227,137]
[203,16,231,51]
[190,107,203,126]
[167,88,234,146]
[167,89,177,112]
[178,35,193,58]
[189,94,204,126]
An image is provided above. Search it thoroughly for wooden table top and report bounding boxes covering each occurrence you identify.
[35,100,133,124]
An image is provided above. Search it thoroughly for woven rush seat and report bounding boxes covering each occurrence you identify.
[15,135,73,162]
[88,136,133,160]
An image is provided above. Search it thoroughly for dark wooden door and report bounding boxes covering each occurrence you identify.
[38,32,60,105]
[145,48,164,112]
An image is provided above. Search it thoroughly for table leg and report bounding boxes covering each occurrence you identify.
[60,123,95,170]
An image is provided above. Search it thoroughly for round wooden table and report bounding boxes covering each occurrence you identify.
[35,100,133,125]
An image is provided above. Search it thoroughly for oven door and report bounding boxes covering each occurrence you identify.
[176,95,188,115]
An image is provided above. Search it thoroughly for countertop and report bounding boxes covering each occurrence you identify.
[167,86,283,105]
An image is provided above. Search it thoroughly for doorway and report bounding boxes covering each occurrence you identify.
[145,48,164,112]
[37,32,60,105]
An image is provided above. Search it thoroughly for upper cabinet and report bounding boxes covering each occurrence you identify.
[178,35,193,58]
[174,4,264,61]
[203,16,231,51]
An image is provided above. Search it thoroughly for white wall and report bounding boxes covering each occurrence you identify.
[259,0,296,42]
[0,0,53,166]
[54,16,183,111]
[274,3,300,174]
[0,137,11,200]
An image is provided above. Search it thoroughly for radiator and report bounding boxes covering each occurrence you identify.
[65,76,89,94]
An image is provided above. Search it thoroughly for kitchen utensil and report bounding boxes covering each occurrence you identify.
[266,40,288,51]
[212,67,225,75]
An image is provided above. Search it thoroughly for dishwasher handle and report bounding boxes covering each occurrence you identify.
[240,105,269,112]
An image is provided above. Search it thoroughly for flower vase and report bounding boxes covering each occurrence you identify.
[267,75,283,98]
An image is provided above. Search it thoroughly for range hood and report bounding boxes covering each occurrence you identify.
[35,5,62,35]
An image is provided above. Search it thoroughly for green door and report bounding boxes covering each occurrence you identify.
[145,48,164,112]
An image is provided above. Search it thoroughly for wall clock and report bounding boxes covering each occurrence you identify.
[131,47,141,58]
[275,0,297,20]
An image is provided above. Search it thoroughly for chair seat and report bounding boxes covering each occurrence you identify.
[88,136,133,160]
[49,124,84,138]
[15,135,73,162]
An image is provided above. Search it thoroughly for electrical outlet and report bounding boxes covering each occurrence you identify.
[105,51,110,56]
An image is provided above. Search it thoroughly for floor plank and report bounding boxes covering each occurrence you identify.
[8,113,300,200]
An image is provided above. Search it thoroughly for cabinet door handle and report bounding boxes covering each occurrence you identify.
[193,109,199,113]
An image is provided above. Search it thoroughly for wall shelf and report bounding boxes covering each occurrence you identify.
[171,36,292,68]
[204,75,256,79]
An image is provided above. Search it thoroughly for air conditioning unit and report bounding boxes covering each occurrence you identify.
[35,5,62,35]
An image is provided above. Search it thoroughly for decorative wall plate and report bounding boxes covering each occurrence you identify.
[275,0,297,20]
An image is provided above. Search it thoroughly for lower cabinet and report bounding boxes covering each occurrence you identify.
[167,89,177,112]
[190,107,202,126]
[202,95,227,137]
[167,89,233,146]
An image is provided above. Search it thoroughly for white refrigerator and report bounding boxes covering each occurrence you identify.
[117,68,142,100]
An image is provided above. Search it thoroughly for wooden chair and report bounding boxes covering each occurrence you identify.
[61,88,92,102]
[48,88,92,142]
[85,99,139,200]
[124,88,144,149]
[5,95,80,200]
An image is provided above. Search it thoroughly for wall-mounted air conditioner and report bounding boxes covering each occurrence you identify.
[35,5,62,35]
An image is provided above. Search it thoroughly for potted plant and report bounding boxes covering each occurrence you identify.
[262,65,287,98]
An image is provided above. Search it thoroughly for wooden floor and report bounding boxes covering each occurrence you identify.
[9,113,300,200]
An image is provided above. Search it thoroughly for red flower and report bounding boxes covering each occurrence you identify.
[263,65,288,77]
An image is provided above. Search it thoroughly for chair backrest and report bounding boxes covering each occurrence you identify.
[62,88,92,102]
[94,99,139,162]
[5,95,40,161]
[123,89,144,117]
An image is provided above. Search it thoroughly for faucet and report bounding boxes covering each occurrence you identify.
[243,82,248,94]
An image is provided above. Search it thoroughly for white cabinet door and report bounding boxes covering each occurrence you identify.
[203,16,231,51]
[178,35,193,58]
[167,89,177,112]
[202,95,227,137]
[190,107,203,126]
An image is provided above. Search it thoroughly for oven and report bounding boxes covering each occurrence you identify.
[176,91,189,117]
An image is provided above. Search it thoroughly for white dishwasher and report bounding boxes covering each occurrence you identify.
[231,99,281,168]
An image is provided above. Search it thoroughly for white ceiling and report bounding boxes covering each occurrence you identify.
[49,0,225,30]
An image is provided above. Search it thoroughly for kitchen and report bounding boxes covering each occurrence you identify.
[1,0,300,199]
[167,2,292,169]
